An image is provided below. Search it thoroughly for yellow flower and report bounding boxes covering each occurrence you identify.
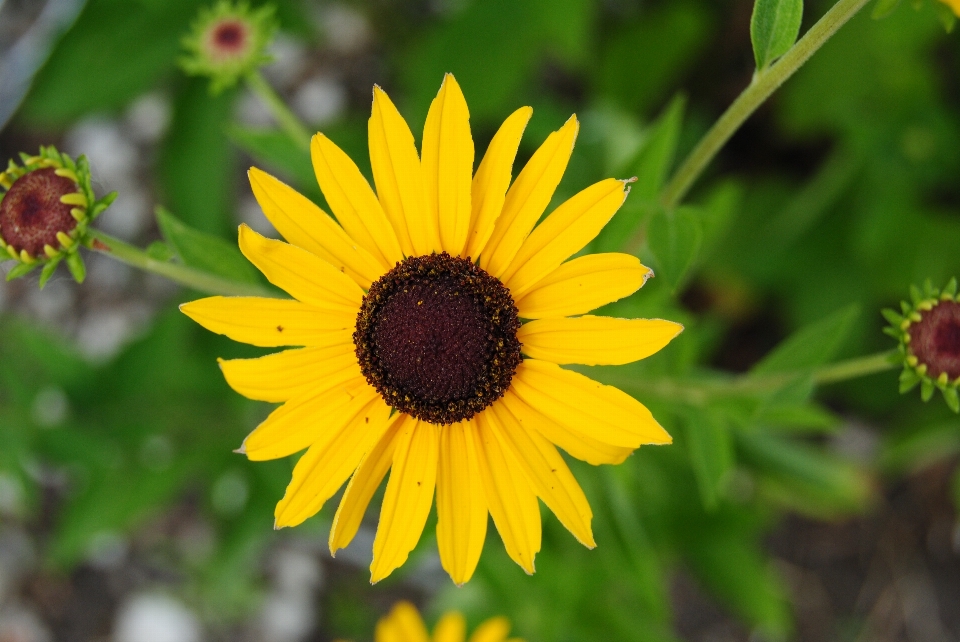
[941,0,960,17]
[342,601,522,642]
[182,74,683,585]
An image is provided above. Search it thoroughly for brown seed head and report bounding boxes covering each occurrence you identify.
[909,300,960,380]
[0,168,79,257]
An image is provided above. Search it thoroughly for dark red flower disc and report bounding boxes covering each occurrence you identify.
[0,168,78,257]
[909,300,960,380]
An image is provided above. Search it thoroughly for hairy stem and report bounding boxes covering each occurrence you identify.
[659,0,871,209]
[245,70,312,151]
[88,230,276,298]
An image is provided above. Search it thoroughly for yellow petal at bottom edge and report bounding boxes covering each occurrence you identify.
[436,420,487,585]
[432,612,466,642]
[376,601,430,642]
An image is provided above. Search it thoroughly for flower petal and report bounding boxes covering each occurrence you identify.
[218,344,359,403]
[238,224,364,311]
[489,401,595,548]
[501,179,628,296]
[376,602,430,642]
[370,419,439,583]
[436,420,487,586]
[433,612,467,642]
[480,115,579,279]
[510,359,672,449]
[329,414,405,556]
[248,167,383,288]
[180,296,354,347]
[467,618,511,642]
[423,74,474,257]
[369,86,429,256]
[273,392,392,527]
[473,411,541,575]
[514,253,651,319]
[518,316,684,366]
[464,107,532,260]
[241,377,374,461]
[499,389,633,466]
[311,133,403,269]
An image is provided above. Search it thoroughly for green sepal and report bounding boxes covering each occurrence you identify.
[944,277,957,298]
[943,387,960,414]
[881,308,904,326]
[910,284,923,306]
[921,377,935,402]
[899,368,921,393]
[38,256,63,289]
[6,261,39,280]
[91,192,119,219]
[66,251,86,283]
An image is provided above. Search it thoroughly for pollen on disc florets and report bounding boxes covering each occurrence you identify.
[884,278,960,413]
[354,252,523,425]
[179,1,277,94]
[0,146,114,287]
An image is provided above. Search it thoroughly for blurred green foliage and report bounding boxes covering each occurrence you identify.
[3,0,960,640]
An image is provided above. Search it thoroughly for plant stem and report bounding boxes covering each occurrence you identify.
[813,350,897,385]
[659,0,871,209]
[88,230,276,298]
[245,70,312,151]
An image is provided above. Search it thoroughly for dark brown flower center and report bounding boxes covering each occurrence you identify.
[211,20,248,55]
[0,168,78,257]
[909,300,960,380]
[354,252,522,425]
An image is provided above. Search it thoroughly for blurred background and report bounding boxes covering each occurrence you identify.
[1,0,959,640]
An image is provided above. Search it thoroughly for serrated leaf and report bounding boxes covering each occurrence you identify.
[685,411,734,511]
[750,0,804,70]
[645,206,703,291]
[751,305,859,376]
[156,208,260,285]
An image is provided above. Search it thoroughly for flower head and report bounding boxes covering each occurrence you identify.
[0,146,114,286]
[884,278,960,412]
[363,601,522,642]
[181,74,683,585]
[180,1,277,93]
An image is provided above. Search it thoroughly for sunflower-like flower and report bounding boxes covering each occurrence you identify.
[341,601,522,642]
[182,74,683,584]
[885,278,960,412]
[0,146,114,286]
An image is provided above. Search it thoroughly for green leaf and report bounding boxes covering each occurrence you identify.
[871,0,902,19]
[228,125,318,201]
[156,207,260,285]
[751,304,859,376]
[750,0,804,70]
[645,206,703,291]
[685,411,734,511]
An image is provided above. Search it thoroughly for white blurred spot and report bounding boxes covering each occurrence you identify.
[113,594,202,642]
[236,89,275,128]
[0,527,35,601]
[293,75,346,127]
[25,280,75,324]
[830,421,878,464]
[126,93,172,144]
[96,183,151,240]
[263,36,308,90]
[31,386,68,428]
[332,525,374,568]
[211,470,249,516]
[86,253,134,292]
[318,4,371,54]
[238,196,277,237]
[0,474,25,517]
[75,306,141,362]
[0,605,51,642]
[64,118,139,187]
[259,548,323,642]
[86,531,128,570]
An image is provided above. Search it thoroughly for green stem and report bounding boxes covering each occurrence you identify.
[813,350,897,385]
[245,70,312,151]
[88,230,276,298]
[659,0,871,209]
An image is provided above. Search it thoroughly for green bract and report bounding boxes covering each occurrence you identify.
[883,278,960,413]
[179,1,278,94]
[0,146,116,288]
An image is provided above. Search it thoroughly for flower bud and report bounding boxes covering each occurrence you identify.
[0,146,116,287]
[884,278,960,412]
[179,1,277,94]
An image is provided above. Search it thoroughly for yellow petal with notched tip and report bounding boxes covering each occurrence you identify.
[311,134,403,269]
[465,107,532,260]
[515,253,651,319]
[376,602,431,642]
[433,612,467,642]
[248,167,383,288]
[329,414,405,556]
[241,377,373,461]
[518,316,683,366]
[511,360,672,448]
[489,401,594,548]
[501,179,628,296]
[423,74,474,257]
[180,297,354,347]
[219,344,359,403]
[473,411,541,575]
[480,115,578,278]
[370,418,439,583]
[436,420,487,586]
[274,393,392,527]
[238,224,365,311]
[467,617,511,642]
[499,389,633,466]
[369,86,429,256]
